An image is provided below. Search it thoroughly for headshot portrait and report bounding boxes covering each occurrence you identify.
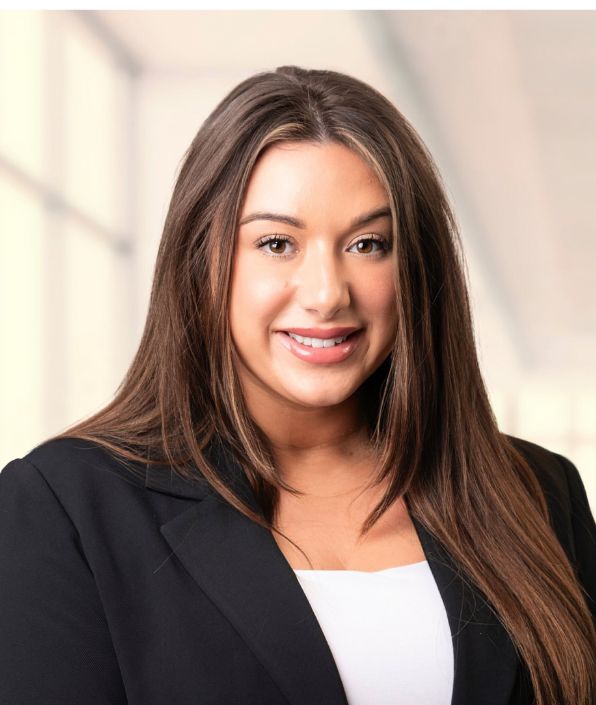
[0,8,594,705]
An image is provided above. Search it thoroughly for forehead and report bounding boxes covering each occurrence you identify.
[240,141,388,219]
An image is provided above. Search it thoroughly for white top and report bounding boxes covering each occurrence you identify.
[294,560,454,705]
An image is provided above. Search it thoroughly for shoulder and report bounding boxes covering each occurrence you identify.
[506,434,572,495]
[505,434,586,531]
[505,434,591,518]
[1,437,147,525]
[23,436,145,486]
[506,434,595,608]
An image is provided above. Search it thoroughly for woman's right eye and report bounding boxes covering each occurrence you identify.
[256,235,294,258]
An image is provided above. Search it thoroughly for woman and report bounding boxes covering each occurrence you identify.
[0,65,594,705]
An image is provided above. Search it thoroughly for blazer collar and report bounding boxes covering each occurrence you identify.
[146,439,522,705]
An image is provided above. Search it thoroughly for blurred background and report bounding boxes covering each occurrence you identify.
[0,9,594,509]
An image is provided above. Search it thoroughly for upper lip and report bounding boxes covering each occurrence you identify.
[280,327,361,339]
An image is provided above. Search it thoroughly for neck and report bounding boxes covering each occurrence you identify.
[241,374,370,456]
[236,361,379,498]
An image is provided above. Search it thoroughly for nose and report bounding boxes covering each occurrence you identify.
[295,243,351,319]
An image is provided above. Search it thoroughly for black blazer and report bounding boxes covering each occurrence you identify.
[0,435,594,705]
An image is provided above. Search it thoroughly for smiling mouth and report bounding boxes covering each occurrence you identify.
[276,329,364,364]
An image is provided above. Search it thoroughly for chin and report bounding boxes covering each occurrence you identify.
[283,385,357,409]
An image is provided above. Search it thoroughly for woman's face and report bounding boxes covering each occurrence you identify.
[230,140,397,412]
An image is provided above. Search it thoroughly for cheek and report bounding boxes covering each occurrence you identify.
[230,261,287,341]
[354,266,397,318]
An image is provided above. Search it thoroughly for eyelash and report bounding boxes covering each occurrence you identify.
[255,234,392,259]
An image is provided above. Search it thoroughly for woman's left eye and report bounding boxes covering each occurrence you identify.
[347,237,390,255]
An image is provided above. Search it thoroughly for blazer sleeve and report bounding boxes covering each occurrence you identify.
[553,452,596,623]
[0,458,128,704]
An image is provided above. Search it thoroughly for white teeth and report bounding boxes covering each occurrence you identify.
[287,333,348,347]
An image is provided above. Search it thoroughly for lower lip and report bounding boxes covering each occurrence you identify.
[275,330,364,364]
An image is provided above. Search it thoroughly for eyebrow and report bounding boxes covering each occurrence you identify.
[238,205,392,230]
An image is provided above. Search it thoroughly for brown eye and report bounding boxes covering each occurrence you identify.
[348,237,389,256]
[256,235,294,257]
[356,240,374,254]
[269,238,287,254]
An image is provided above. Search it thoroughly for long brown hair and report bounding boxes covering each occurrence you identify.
[49,66,594,705]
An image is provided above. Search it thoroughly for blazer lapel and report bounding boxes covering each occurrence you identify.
[147,439,349,705]
[411,515,522,705]
[147,439,522,705]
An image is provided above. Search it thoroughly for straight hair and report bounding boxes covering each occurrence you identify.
[50,66,595,705]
